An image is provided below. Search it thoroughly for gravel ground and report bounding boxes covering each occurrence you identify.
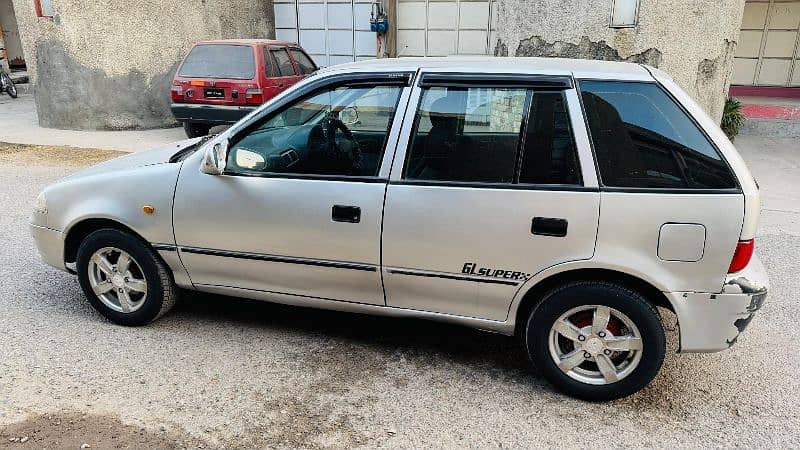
[1,141,799,448]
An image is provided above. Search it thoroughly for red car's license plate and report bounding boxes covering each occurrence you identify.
[204,88,224,99]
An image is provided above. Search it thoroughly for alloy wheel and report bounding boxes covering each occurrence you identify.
[87,247,148,313]
[548,305,643,385]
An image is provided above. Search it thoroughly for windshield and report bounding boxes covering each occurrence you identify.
[178,44,255,79]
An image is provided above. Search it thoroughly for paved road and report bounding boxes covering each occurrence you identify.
[1,137,799,448]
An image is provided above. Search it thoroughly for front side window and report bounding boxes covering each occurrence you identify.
[403,86,581,185]
[178,45,255,80]
[290,49,317,75]
[580,81,737,189]
[270,49,296,77]
[227,83,403,177]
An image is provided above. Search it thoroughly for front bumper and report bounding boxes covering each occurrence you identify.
[667,255,769,353]
[30,224,66,272]
[170,103,256,125]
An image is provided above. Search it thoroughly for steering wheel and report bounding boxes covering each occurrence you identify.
[308,111,362,174]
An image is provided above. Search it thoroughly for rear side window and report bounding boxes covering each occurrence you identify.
[290,49,317,75]
[270,49,296,77]
[404,86,526,183]
[519,92,581,185]
[264,50,279,77]
[403,86,581,185]
[580,81,737,189]
[178,45,255,79]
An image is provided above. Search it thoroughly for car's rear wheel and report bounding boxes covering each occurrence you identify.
[183,121,211,138]
[76,229,177,326]
[525,281,666,401]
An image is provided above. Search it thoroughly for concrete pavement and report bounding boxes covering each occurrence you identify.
[0,132,799,447]
[735,135,800,237]
[0,94,185,152]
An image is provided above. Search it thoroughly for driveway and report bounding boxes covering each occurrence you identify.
[0,138,799,448]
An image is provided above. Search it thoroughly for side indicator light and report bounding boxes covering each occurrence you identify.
[142,205,155,215]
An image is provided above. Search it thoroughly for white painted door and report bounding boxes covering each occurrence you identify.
[274,0,377,67]
[396,0,498,57]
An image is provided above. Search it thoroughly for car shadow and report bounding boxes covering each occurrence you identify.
[170,290,534,378]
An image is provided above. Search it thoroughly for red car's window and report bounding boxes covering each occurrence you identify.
[270,48,296,77]
[264,49,279,78]
[289,49,317,75]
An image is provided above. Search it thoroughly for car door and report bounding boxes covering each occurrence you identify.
[173,72,413,305]
[381,72,601,321]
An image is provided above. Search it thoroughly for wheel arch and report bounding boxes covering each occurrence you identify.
[64,217,153,266]
[511,267,674,337]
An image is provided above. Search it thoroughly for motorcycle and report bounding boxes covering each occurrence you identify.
[0,54,18,99]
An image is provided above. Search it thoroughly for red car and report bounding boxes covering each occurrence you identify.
[170,39,317,138]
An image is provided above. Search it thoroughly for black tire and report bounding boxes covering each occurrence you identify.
[76,229,178,326]
[1,73,16,98]
[525,281,666,401]
[183,121,211,138]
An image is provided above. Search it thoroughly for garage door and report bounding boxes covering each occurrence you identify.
[732,0,800,86]
[397,0,498,56]
[274,0,376,67]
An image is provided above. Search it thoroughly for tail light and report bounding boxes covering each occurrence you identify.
[170,85,184,102]
[728,239,754,273]
[245,88,263,105]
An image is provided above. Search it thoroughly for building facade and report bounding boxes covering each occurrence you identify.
[6,0,274,129]
[731,0,800,95]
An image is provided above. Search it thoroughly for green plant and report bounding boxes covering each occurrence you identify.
[721,97,746,141]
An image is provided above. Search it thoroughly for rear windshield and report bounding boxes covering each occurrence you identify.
[178,44,255,79]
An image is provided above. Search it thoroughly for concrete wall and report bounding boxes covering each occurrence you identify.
[11,0,274,130]
[493,0,747,122]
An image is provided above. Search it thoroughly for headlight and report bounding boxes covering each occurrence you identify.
[33,191,47,214]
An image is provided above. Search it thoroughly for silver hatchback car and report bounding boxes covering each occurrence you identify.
[31,57,768,401]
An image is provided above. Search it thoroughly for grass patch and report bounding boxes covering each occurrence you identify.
[0,142,124,167]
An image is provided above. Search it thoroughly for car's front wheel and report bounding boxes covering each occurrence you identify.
[183,121,211,138]
[525,281,666,401]
[76,229,177,326]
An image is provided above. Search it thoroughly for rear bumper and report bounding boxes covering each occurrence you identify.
[30,224,66,272]
[170,103,257,125]
[667,254,769,353]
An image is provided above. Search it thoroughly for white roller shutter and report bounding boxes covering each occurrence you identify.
[274,0,377,67]
[397,0,498,57]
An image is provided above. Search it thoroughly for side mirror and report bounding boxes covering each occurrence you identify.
[234,149,266,171]
[200,139,229,175]
[339,106,359,126]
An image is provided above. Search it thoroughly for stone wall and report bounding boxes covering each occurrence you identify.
[11,0,274,130]
[493,0,746,122]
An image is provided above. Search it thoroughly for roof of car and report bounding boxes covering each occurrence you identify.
[196,39,298,46]
[319,56,661,81]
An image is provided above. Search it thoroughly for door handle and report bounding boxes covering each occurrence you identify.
[332,205,361,223]
[532,217,568,237]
